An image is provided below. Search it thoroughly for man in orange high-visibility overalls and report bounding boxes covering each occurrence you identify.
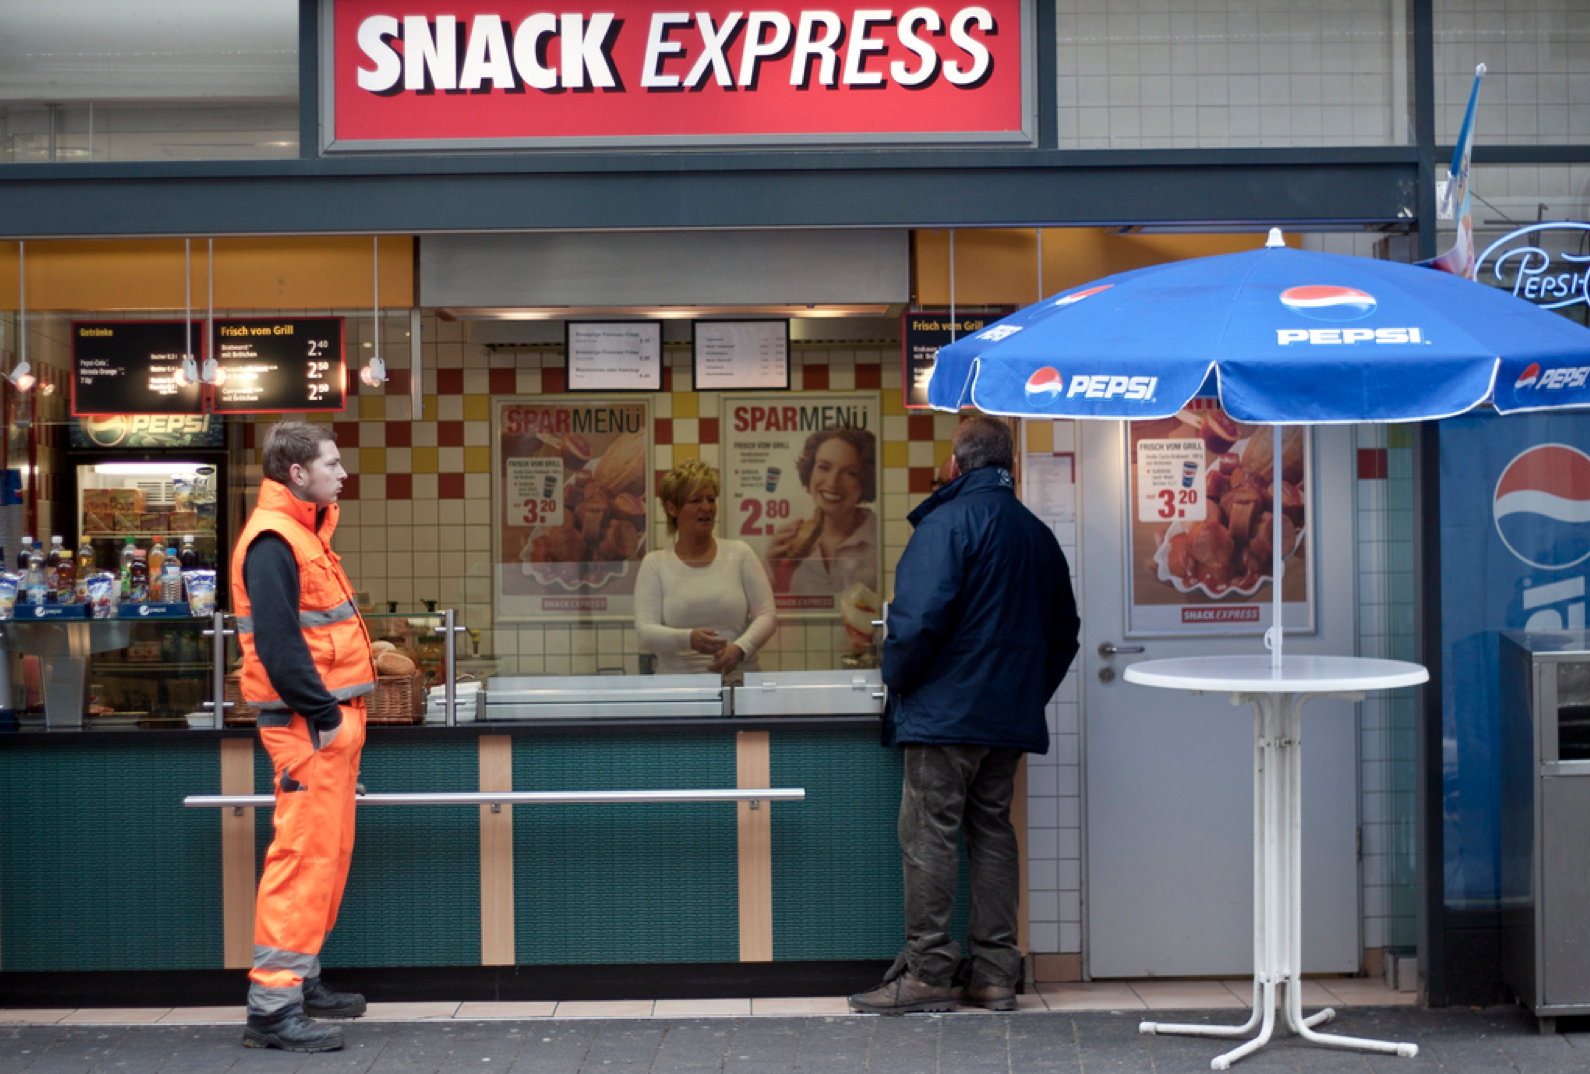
[233,423,375,1053]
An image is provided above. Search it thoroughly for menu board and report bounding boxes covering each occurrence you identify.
[565,322,663,391]
[901,310,998,409]
[71,320,206,417]
[211,317,346,414]
[692,321,790,390]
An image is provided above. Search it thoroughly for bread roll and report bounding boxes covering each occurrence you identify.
[376,650,416,676]
[371,640,396,657]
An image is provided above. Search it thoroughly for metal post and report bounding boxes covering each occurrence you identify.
[443,607,456,726]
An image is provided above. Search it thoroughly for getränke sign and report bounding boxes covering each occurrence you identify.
[322,0,1031,150]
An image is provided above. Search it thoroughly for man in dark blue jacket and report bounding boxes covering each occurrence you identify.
[850,414,1079,1015]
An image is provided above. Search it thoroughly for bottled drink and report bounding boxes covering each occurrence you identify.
[128,549,149,603]
[179,535,199,570]
[18,536,33,574]
[25,543,47,606]
[148,538,165,582]
[75,539,95,601]
[161,543,182,602]
[47,536,72,603]
[119,538,138,600]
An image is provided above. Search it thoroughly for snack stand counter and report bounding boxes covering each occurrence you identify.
[0,645,908,1007]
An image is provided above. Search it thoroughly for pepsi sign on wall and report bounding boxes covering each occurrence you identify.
[322,0,1032,150]
[1438,412,1590,906]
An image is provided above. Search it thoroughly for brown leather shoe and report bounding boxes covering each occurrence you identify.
[848,971,958,1014]
[959,982,1017,1011]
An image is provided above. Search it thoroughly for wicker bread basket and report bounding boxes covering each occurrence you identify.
[223,672,423,727]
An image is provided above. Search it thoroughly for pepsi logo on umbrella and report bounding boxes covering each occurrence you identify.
[1024,366,1063,406]
[1279,285,1378,322]
[1492,443,1590,570]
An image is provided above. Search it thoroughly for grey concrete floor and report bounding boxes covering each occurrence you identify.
[0,1005,1581,1074]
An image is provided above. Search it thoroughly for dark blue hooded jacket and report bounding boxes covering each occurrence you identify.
[881,464,1080,753]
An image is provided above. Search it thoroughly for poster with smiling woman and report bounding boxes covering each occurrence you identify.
[723,393,882,618]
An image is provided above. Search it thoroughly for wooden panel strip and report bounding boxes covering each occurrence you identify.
[220,738,257,970]
[737,731,773,963]
[478,736,515,966]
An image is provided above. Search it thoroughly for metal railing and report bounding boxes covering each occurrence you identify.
[184,788,805,815]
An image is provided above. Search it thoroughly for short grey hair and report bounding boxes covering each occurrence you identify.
[952,414,1014,473]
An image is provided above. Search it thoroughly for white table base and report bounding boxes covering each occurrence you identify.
[1137,687,1419,1070]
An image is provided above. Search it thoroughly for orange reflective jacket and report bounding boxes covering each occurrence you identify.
[231,478,375,712]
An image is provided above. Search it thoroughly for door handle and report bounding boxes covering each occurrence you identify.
[1097,641,1146,657]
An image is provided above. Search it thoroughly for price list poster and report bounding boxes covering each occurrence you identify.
[493,397,652,622]
[1125,400,1314,636]
[724,393,881,616]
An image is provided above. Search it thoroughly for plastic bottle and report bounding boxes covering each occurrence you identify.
[25,543,47,606]
[75,539,95,601]
[128,549,149,603]
[161,543,182,603]
[119,538,138,600]
[17,537,32,574]
[179,535,199,570]
[48,536,73,603]
[148,538,165,583]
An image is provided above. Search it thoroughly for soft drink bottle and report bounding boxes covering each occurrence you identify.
[148,537,165,581]
[119,538,138,600]
[18,536,32,574]
[128,549,149,603]
[179,535,199,570]
[75,539,95,602]
[48,536,73,603]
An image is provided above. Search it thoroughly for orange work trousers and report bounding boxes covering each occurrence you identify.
[248,700,366,1015]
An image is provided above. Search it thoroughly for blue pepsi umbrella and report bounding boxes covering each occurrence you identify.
[929,230,1590,423]
[928,229,1590,663]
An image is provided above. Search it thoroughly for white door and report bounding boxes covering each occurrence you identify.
[1079,421,1361,979]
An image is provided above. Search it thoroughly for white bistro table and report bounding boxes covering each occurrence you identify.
[1123,654,1429,1070]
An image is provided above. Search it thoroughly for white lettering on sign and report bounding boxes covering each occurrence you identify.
[355,7,996,94]
[1275,327,1424,345]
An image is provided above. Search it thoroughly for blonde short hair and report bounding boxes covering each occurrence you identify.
[658,459,720,535]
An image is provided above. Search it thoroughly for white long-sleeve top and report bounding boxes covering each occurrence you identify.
[633,540,777,674]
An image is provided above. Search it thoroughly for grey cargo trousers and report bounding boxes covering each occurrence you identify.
[897,743,1025,989]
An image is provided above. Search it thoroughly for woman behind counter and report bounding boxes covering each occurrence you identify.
[634,459,777,678]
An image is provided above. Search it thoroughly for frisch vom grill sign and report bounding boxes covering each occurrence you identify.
[322,0,1033,150]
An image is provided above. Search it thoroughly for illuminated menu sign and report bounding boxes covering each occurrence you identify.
[71,320,206,417]
[211,317,347,414]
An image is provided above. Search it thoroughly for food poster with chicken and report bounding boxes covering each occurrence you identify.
[494,398,652,622]
[723,394,883,636]
[1126,399,1315,635]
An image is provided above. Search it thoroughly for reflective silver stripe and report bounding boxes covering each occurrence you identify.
[249,945,319,1015]
[335,680,376,700]
[301,601,359,628]
[239,600,357,633]
[257,711,293,727]
[246,679,375,712]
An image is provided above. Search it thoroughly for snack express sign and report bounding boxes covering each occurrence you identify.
[322,0,1032,149]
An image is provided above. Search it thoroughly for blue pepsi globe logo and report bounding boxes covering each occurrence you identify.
[1279,285,1377,322]
[1492,443,1590,570]
[1025,366,1063,406]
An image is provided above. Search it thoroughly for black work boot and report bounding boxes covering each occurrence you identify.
[302,975,368,1018]
[243,1004,345,1052]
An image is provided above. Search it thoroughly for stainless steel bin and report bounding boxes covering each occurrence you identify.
[1499,630,1590,1024]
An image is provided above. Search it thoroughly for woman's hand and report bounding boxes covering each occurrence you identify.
[709,643,745,675]
[690,628,727,656]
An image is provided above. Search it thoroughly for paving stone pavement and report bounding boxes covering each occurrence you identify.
[2,1006,1584,1074]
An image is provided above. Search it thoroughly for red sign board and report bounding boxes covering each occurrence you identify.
[323,0,1031,149]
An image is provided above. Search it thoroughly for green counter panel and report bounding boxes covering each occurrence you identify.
[251,737,481,968]
[510,734,738,965]
[769,730,970,961]
[0,741,224,971]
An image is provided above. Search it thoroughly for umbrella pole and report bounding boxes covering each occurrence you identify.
[1269,423,1284,669]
